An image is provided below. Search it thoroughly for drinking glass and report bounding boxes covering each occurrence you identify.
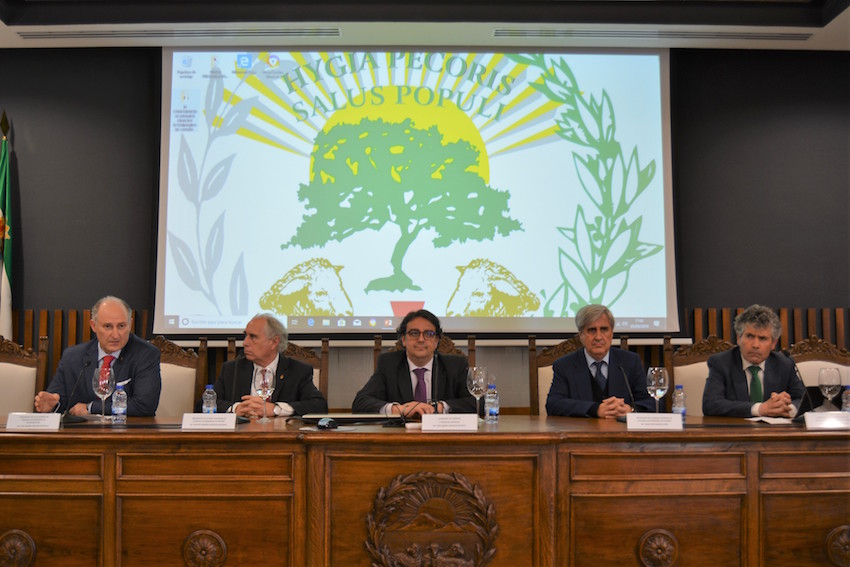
[91,367,116,423]
[467,366,487,419]
[257,372,275,423]
[646,367,669,413]
[817,367,842,411]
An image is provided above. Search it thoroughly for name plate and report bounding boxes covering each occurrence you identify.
[421,413,478,432]
[626,413,683,430]
[804,411,850,430]
[181,413,237,430]
[6,412,61,431]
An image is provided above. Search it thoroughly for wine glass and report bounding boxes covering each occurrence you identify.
[817,367,842,411]
[91,367,116,423]
[646,367,669,414]
[467,366,487,419]
[256,372,275,423]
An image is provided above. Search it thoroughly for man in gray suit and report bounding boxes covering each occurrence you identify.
[352,309,475,418]
[703,304,804,418]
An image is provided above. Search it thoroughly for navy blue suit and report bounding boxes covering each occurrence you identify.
[702,346,805,417]
[208,355,328,416]
[352,350,476,413]
[546,347,655,417]
[46,334,161,416]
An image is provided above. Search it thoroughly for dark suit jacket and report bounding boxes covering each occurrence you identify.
[702,346,805,417]
[352,350,476,414]
[546,347,655,417]
[46,334,161,416]
[207,355,328,416]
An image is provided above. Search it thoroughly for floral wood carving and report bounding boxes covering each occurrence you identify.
[637,528,678,567]
[284,341,320,365]
[0,337,38,367]
[365,471,498,567]
[826,525,850,567]
[182,529,226,567]
[537,336,583,367]
[0,529,36,566]
[672,335,734,362]
[151,335,198,366]
[789,336,850,363]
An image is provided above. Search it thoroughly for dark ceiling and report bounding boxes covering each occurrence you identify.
[0,0,848,28]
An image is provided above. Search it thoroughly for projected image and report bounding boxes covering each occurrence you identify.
[157,50,673,334]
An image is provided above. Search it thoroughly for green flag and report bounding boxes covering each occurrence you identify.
[0,134,12,339]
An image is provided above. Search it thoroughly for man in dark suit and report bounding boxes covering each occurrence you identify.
[34,295,161,417]
[546,304,655,418]
[352,309,476,418]
[703,304,804,418]
[208,313,327,417]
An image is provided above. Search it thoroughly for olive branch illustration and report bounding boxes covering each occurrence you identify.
[167,62,256,315]
[508,54,662,316]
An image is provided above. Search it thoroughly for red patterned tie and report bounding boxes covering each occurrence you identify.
[99,355,115,388]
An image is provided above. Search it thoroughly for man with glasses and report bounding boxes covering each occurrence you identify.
[352,309,476,417]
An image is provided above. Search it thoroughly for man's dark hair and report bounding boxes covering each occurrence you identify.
[397,309,443,339]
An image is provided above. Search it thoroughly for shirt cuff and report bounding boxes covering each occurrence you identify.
[751,402,761,417]
[274,402,294,417]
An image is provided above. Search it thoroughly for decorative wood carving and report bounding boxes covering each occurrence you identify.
[0,529,36,566]
[392,335,466,359]
[637,528,679,567]
[0,337,38,367]
[789,336,850,364]
[284,341,320,365]
[365,471,498,567]
[826,525,850,567]
[182,529,226,567]
[672,335,734,364]
[536,336,583,368]
[151,335,198,368]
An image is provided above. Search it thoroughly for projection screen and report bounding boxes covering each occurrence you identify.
[155,48,677,336]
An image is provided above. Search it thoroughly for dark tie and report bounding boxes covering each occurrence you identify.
[413,368,428,402]
[99,355,115,388]
[593,361,607,391]
[748,365,762,403]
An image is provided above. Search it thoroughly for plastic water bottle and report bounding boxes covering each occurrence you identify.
[202,385,217,414]
[112,385,127,424]
[484,383,499,424]
[841,386,850,412]
[671,384,686,423]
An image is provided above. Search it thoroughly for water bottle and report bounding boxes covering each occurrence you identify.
[671,384,686,423]
[112,385,127,424]
[202,385,217,414]
[484,383,499,424]
[841,386,850,412]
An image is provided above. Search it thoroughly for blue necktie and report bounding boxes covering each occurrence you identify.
[593,361,607,390]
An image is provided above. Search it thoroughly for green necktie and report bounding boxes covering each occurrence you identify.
[748,365,762,403]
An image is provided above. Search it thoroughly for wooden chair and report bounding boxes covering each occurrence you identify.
[228,337,330,398]
[150,336,208,416]
[788,335,850,388]
[373,334,475,370]
[0,335,48,416]
[528,335,632,416]
[670,335,735,417]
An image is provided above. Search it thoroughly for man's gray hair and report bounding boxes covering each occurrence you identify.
[92,296,132,324]
[575,304,615,333]
[251,313,289,353]
[734,304,781,341]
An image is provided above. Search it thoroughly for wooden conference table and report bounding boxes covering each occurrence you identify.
[0,415,848,567]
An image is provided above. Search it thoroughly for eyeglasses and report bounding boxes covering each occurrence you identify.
[406,329,437,340]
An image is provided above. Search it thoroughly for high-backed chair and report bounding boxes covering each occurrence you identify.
[671,335,735,417]
[0,335,47,416]
[151,336,208,417]
[373,334,475,370]
[529,335,633,416]
[788,335,850,388]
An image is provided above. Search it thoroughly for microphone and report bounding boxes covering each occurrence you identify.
[618,363,635,410]
[230,351,245,414]
[430,353,439,412]
[781,350,816,423]
[62,360,92,424]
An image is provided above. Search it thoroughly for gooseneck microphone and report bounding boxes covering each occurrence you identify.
[62,360,92,423]
[618,363,635,410]
[781,350,815,423]
[431,353,439,412]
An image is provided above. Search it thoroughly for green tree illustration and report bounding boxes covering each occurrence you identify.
[507,54,663,316]
[284,118,521,292]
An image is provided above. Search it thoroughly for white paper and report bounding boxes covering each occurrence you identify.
[421,413,479,432]
[626,413,683,430]
[6,412,61,431]
[181,413,237,430]
[804,411,850,430]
